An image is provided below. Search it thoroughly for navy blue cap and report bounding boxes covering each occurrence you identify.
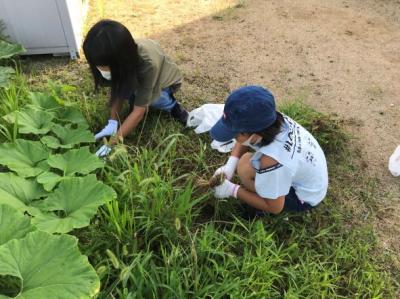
[210,86,277,142]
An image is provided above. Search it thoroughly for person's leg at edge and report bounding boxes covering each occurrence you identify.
[237,152,264,219]
[150,87,189,125]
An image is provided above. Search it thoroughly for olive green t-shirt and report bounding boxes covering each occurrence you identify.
[134,39,182,106]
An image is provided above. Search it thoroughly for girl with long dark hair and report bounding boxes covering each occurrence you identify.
[83,20,188,156]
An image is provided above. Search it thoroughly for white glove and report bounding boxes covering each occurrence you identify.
[389,145,400,177]
[214,156,239,180]
[96,145,112,157]
[94,119,118,140]
[214,179,240,199]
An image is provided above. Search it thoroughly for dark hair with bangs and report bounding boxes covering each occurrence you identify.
[83,19,139,105]
[254,112,285,146]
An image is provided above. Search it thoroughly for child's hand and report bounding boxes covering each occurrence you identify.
[109,135,122,146]
[94,119,118,140]
[96,144,112,157]
[214,179,240,199]
[213,156,239,180]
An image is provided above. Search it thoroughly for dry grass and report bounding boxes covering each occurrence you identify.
[86,0,243,38]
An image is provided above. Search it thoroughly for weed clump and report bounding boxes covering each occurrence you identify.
[195,171,225,191]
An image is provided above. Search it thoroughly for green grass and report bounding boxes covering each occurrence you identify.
[0,69,398,298]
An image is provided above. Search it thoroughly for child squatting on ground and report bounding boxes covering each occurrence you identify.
[83,20,189,157]
[210,86,328,217]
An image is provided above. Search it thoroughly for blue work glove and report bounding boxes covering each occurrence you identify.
[96,145,112,157]
[94,119,118,140]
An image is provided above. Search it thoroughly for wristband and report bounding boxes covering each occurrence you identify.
[232,185,240,198]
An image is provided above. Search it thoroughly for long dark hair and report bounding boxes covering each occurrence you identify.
[254,112,285,146]
[83,19,139,105]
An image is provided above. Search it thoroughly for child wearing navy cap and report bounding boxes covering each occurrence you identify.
[210,86,328,216]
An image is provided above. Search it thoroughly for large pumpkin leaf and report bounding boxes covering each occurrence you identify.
[32,175,116,233]
[56,106,89,128]
[29,92,61,111]
[3,107,54,135]
[0,204,35,246]
[36,171,62,192]
[41,125,94,149]
[0,66,15,88]
[0,231,100,298]
[48,146,104,175]
[0,139,50,177]
[0,173,47,213]
[36,147,103,191]
[0,40,25,59]
[29,92,89,128]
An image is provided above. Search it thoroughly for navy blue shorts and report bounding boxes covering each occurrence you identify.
[283,187,313,212]
[239,187,314,219]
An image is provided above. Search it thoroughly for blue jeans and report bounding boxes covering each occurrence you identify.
[150,87,176,111]
[129,87,176,112]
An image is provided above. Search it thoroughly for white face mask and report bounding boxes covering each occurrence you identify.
[241,134,262,151]
[97,68,111,80]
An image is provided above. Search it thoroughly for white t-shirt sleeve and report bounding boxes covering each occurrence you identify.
[254,163,292,200]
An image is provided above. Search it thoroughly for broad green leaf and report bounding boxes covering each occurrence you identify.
[32,175,116,233]
[0,66,15,88]
[3,107,54,135]
[56,106,89,128]
[39,135,62,149]
[0,231,100,298]
[36,171,62,192]
[0,40,25,59]
[41,125,94,149]
[29,92,61,111]
[0,173,47,213]
[0,204,35,246]
[0,139,50,177]
[48,146,104,176]
[36,147,103,191]
[29,92,89,128]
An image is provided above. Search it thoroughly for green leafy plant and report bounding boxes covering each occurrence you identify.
[41,124,94,149]
[3,106,55,135]
[0,66,15,88]
[0,230,100,298]
[0,76,112,298]
[29,92,89,128]
[0,139,49,177]
[0,40,25,88]
[0,205,100,298]
[48,146,104,175]
[0,40,24,60]
[0,173,47,214]
[31,175,116,233]
[37,147,104,191]
[0,204,36,246]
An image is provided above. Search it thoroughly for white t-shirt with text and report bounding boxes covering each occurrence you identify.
[251,115,328,206]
